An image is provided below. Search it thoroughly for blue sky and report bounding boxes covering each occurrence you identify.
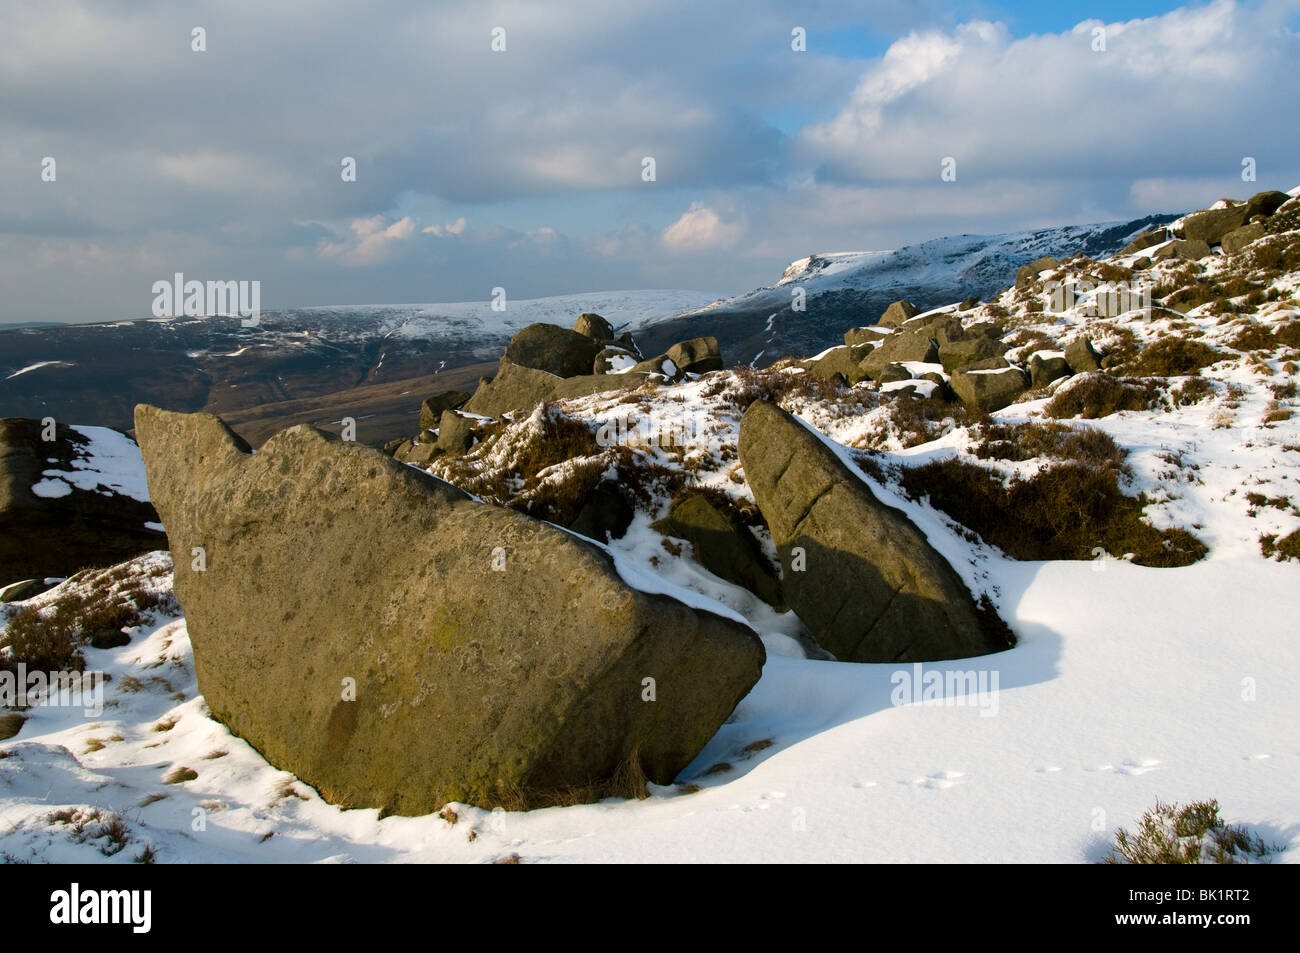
[1,0,1297,323]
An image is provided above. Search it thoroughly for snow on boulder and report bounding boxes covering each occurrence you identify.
[132,404,765,815]
[737,400,1013,663]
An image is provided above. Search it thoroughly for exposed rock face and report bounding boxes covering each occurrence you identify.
[1222,223,1267,255]
[877,300,919,328]
[1245,190,1291,219]
[133,405,765,815]
[593,346,639,375]
[738,401,1012,662]
[418,390,470,432]
[574,312,615,342]
[652,494,783,608]
[950,366,1029,412]
[843,326,891,348]
[0,418,165,584]
[462,361,560,418]
[503,323,605,378]
[1015,256,1058,288]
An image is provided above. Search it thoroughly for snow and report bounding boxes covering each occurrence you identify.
[30,426,151,503]
[30,478,73,499]
[5,360,73,380]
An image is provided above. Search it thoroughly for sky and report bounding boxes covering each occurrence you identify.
[1,0,1298,324]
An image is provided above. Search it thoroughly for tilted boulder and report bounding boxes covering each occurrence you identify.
[418,390,470,432]
[1221,223,1266,255]
[1118,228,1167,256]
[877,300,919,328]
[1064,337,1103,373]
[738,401,1012,662]
[436,409,476,455]
[950,366,1029,412]
[574,312,615,342]
[1028,353,1071,388]
[133,405,765,815]
[652,494,783,608]
[503,323,604,378]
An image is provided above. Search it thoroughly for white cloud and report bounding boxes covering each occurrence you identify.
[318,216,419,266]
[423,217,468,237]
[662,202,744,252]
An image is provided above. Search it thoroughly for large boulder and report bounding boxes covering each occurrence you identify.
[808,345,872,385]
[1152,238,1212,262]
[133,405,765,815]
[1015,256,1059,289]
[593,346,639,375]
[938,336,1008,373]
[462,361,560,418]
[877,300,919,328]
[503,323,605,378]
[1118,228,1167,256]
[950,366,1029,412]
[1244,190,1291,219]
[860,332,939,381]
[0,418,165,584]
[665,337,723,375]
[574,312,616,342]
[843,326,891,348]
[1180,205,1249,245]
[436,409,476,455]
[1221,223,1267,255]
[652,494,783,607]
[1028,353,1072,388]
[418,390,470,432]
[1064,337,1103,373]
[738,402,1012,662]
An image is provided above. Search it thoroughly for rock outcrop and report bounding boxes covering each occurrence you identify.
[134,405,765,816]
[738,402,1011,662]
[418,390,471,432]
[503,323,605,378]
[652,494,783,608]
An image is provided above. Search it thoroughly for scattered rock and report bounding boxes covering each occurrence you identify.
[463,361,560,418]
[1015,256,1059,289]
[861,332,939,381]
[503,323,604,379]
[436,410,476,455]
[574,313,616,342]
[878,363,914,384]
[133,405,765,814]
[938,336,1008,373]
[652,494,782,607]
[1221,223,1267,255]
[738,401,1012,662]
[950,366,1029,412]
[418,390,470,432]
[1152,238,1213,261]
[593,346,639,375]
[567,483,634,543]
[1118,229,1167,256]
[843,326,891,348]
[1064,337,1103,374]
[1029,353,1072,388]
[958,296,980,311]
[808,345,872,385]
[876,300,919,328]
